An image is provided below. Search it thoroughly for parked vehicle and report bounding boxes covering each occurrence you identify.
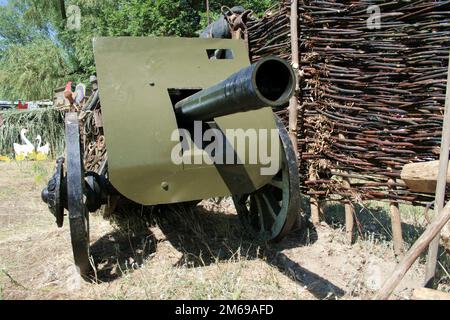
[0,101,13,110]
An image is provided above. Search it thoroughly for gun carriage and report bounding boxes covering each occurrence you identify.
[41,37,302,277]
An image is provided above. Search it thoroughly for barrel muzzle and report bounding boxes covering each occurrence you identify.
[174,56,296,121]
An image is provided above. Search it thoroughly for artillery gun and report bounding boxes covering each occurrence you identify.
[41,37,302,278]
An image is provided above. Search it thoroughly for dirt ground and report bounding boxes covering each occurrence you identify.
[0,160,447,300]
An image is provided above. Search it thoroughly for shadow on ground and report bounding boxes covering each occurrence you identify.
[89,228,157,282]
[321,201,449,288]
[87,199,345,299]
[322,202,425,247]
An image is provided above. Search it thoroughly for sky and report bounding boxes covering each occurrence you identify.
[0,0,7,6]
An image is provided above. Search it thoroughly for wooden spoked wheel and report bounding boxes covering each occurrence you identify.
[66,112,92,278]
[233,116,301,242]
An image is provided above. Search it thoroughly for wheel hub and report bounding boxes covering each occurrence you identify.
[41,157,66,227]
[40,113,108,278]
[42,163,109,228]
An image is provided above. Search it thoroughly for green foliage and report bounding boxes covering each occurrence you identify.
[207,0,277,18]
[56,0,204,77]
[32,162,49,184]
[0,0,278,100]
[101,0,201,37]
[0,0,51,46]
[0,0,69,100]
[196,0,278,32]
[0,39,70,100]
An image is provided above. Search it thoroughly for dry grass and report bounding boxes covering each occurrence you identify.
[0,161,447,300]
[321,200,449,293]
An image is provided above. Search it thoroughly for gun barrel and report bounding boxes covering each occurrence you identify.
[174,56,296,121]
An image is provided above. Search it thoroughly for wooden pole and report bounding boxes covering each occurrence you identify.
[288,0,299,154]
[310,197,322,226]
[206,0,210,26]
[309,168,321,226]
[389,202,404,256]
[424,52,450,287]
[390,199,403,256]
[388,168,403,256]
[345,200,354,244]
[59,0,67,21]
[374,201,450,300]
[338,136,354,244]
[341,176,354,244]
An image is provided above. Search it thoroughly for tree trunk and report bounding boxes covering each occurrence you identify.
[59,0,67,21]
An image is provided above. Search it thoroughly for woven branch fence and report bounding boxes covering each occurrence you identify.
[248,0,450,206]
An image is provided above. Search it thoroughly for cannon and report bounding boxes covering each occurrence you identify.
[41,37,302,278]
[174,56,294,120]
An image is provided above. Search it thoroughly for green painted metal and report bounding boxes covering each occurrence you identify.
[173,56,296,121]
[93,37,280,205]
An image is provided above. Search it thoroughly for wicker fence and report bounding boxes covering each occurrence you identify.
[248,0,449,206]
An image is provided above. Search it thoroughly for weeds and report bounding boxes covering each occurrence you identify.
[1,159,449,299]
[32,162,48,185]
[0,108,65,158]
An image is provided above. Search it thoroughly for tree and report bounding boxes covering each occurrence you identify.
[0,39,70,100]
[25,0,278,79]
[0,0,278,100]
[0,0,51,46]
[58,0,203,76]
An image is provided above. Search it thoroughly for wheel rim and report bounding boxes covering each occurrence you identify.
[65,112,92,277]
[233,116,300,242]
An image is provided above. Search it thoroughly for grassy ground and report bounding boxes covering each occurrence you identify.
[0,161,448,300]
[322,200,450,284]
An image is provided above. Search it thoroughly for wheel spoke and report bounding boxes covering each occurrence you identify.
[248,195,258,229]
[269,176,283,189]
[232,115,301,242]
[261,192,277,220]
[254,195,265,232]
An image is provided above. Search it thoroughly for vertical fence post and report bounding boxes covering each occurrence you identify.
[288,0,300,154]
[390,199,403,256]
[342,176,354,244]
[338,135,354,244]
[309,168,321,226]
[388,169,404,256]
[424,52,450,287]
[206,0,210,26]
